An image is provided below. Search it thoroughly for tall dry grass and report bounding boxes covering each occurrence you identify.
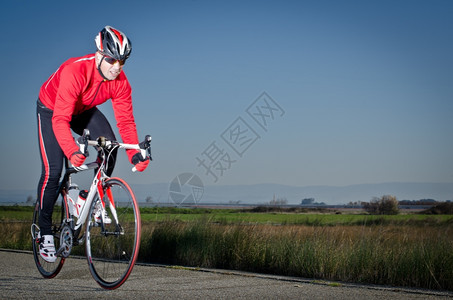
[138,219,453,290]
[1,217,452,290]
[0,221,31,250]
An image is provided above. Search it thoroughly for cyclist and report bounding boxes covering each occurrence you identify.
[36,26,150,262]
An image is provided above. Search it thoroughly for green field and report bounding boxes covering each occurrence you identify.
[1,205,452,291]
[3,205,451,225]
[140,208,453,226]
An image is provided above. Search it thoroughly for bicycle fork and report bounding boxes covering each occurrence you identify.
[75,172,119,230]
[97,182,119,226]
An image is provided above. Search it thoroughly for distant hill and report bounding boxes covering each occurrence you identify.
[2,182,452,206]
[0,189,35,205]
[132,182,453,205]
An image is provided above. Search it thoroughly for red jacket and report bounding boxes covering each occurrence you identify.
[39,53,139,162]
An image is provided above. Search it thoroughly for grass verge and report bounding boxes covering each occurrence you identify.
[1,206,452,291]
[137,219,453,291]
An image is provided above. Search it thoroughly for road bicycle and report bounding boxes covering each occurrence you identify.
[31,129,151,289]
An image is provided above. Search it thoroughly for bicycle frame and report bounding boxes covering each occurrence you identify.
[57,132,150,243]
[61,137,145,232]
[32,129,151,289]
[60,161,109,231]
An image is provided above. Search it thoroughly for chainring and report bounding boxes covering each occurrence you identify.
[59,225,73,258]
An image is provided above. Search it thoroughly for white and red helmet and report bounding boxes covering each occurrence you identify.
[95,26,132,61]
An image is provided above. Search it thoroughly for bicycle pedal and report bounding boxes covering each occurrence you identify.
[56,244,70,258]
[77,235,85,245]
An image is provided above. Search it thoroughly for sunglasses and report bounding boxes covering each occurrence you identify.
[103,55,126,66]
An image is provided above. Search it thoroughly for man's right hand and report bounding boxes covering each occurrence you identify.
[70,151,86,167]
[132,152,150,172]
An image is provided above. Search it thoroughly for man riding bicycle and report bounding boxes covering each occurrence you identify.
[36,26,150,263]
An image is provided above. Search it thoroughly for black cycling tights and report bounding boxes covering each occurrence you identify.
[36,100,117,235]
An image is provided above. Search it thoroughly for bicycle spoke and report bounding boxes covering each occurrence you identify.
[31,198,66,278]
[85,178,141,289]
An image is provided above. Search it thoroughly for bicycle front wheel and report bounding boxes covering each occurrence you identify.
[31,197,66,278]
[85,177,141,290]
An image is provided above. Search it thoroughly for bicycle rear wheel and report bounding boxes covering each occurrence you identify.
[31,197,66,278]
[85,177,141,290]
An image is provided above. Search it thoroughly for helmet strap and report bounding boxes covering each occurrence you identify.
[96,55,110,81]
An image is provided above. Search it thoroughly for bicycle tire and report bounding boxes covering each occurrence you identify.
[31,197,66,278]
[85,177,141,289]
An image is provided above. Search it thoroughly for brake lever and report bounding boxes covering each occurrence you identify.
[76,129,90,157]
[139,135,152,161]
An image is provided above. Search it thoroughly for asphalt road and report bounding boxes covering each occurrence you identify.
[0,250,451,299]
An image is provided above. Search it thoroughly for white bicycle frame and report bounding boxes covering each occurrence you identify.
[68,136,150,231]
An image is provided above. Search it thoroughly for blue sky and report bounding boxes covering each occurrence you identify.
[1,0,452,193]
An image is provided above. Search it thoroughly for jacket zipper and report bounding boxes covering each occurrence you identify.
[88,80,105,108]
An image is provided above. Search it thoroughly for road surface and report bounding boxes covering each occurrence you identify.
[0,250,451,299]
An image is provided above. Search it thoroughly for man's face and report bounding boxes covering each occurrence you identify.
[96,52,124,80]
